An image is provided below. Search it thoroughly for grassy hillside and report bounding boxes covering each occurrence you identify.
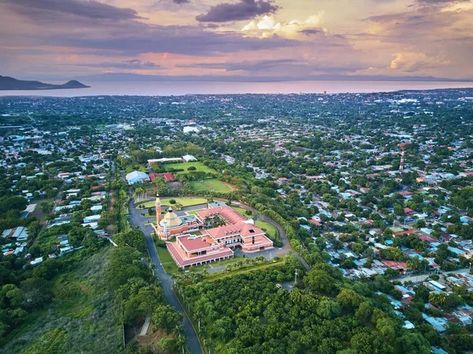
[1,248,123,354]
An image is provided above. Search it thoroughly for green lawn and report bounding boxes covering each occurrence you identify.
[224,208,276,239]
[256,220,278,240]
[186,256,247,273]
[140,197,208,209]
[163,161,216,175]
[125,164,147,174]
[157,246,179,275]
[189,179,235,193]
[233,206,251,217]
[204,258,285,282]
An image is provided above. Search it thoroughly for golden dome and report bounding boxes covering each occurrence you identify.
[160,209,182,228]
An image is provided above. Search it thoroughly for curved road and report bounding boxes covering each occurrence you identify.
[230,201,290,255]
[128,200,202,354]
[230,201,310,270]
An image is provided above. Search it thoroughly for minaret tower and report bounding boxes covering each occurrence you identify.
[155,193,161,229]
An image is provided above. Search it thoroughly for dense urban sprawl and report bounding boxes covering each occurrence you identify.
[0,89,472,353]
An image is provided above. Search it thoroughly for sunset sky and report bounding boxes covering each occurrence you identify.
[1,0,472,82]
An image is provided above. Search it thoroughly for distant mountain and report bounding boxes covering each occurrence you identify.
[0,75,90,90]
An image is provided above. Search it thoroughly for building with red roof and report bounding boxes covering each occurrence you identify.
[404,207,414,216]
[382,260,409,273]
[195,206,246,225]
[164,203,273,268]
[167,235,234,268]
[393,229,418,237]
[309,218,321,226]
[149,172,175,183]
[418,234,437,243]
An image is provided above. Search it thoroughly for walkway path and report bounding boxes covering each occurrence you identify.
[129,199,202,354]
[139,316,150,336]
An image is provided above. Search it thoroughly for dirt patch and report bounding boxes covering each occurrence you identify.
[167,181,182,191]
[137,325,177,353]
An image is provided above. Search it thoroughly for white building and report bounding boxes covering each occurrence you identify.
[126,171,150,185]
[183,126,200,134]
[182,154,197,162]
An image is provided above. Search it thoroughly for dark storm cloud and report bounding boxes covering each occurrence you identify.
[3,0,141,20]
[0,1,294,56]
[48,23,295,56]
[173,0,190,4]
[196,0,278,22]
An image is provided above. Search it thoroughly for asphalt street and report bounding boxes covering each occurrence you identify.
[128,199,202,354]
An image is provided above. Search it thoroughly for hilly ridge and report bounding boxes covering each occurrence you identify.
[0,75,90,90]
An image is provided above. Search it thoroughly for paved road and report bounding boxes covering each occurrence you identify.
[398,267,471,284]
[129,200,203,354]
[231,201,310,270]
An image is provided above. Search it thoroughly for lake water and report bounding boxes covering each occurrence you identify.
[0,80,472,97]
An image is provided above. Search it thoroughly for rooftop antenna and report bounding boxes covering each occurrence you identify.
[399,142,410,173]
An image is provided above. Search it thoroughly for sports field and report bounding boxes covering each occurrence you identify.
[164,161,216,175]
[189,179,235,193]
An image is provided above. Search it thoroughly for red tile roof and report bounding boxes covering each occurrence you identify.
[309,218,321,226]
[196,206,246,225]
[149,172,158,182]
[404,207,414,215]
[382,260,408,270]
[149,172,175,183]
[202,221,265,240]
[418,234,437,242]
[161,172,175,182]
[167,242,233,267]
[203,223,241,239]
[179,235,212,252]
[166,205,273,268]
[239,223,265,238]
[393,229,417,237]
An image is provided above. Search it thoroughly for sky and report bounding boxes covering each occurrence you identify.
[0,0,472,83]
